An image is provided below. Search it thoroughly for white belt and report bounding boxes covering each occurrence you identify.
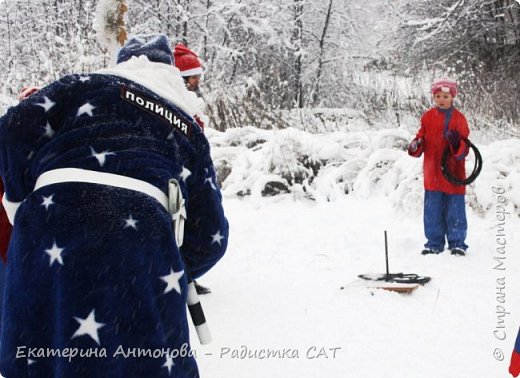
[34,168,169,210]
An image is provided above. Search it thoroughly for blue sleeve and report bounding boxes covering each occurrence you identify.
[181,137,228,279]
[0,79,71,205]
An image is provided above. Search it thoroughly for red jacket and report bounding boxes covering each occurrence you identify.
[0,180,12,262]
[409,107,469,195]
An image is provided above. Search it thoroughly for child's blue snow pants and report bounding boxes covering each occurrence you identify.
[424,190,468,252]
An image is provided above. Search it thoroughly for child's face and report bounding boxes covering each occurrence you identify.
[185,75,201,92]
[433,91,453,109]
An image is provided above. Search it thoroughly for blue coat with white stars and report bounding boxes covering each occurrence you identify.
[0,70,228,377]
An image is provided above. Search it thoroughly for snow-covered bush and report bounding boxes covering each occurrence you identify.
[208,126,407,201]
[468,140,520,216]
[208,126,520,217]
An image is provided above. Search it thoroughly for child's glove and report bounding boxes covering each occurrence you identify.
[17,86,40,101]
[408,138,422,153]
[511,350,520,377]
[194,115,205,131]
[408,137,424,157]
[445,130,460,149]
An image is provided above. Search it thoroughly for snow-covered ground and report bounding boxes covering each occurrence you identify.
[188,125,520,377]
[192,194,519,378]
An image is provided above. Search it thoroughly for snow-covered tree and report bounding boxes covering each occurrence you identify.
[0,0,517,131]
[394,0,520,123]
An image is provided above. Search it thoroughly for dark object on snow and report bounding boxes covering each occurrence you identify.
[262,181,290,196]
[421,248,443,255]
[373,231,430,285]
[352,231,431,294]
[358,273,431,286]
[384,230,390,278]
[450,248,466,256]
[186,276,212,344]
[194,280,211,295]
[441,137,482,186]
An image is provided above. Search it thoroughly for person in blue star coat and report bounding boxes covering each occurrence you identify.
[511,327,520,377]
[0,34,228,377]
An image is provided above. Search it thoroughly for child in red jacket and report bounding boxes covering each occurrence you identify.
[408,78,469,256]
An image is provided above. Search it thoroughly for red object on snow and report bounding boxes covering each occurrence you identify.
[409,107,469,195]
[0,180,12,262]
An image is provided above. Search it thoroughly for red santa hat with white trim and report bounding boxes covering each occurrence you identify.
[173,43,204,77]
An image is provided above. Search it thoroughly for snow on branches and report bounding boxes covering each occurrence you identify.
[93,0,129,59]
[206,125,520,218]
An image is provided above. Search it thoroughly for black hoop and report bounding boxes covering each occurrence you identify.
[441,138,482,186]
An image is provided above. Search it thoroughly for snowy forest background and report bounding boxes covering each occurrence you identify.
[0,0,519,135]
[0,0,520,212]
[1,2,520,377]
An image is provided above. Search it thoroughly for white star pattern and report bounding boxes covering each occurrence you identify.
[203,168,217,189]
[44,240,64,267]
[179,166,191,182]
[76,102,96,117]
[79,76,91,82]
[159,268,184,295]
[71,309,105,345]
[124,215,138,230]
[41,194,55,210]
[211,230,224,246]
[90,147,115,167]
[204,176,217,190]
[162,355,175,374]
[36,96,55,112]
[42,122,55,138]
[167,131,174,140]
[27,358,36,366]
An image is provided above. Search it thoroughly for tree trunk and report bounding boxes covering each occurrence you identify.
[312,0,333,106]
[203,0,211,61]
[292,0,304,108]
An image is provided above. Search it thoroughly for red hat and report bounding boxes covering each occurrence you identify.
[431,78,458,97]
[173,43,203,77]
